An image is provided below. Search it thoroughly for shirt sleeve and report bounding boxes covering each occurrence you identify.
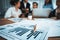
[4,8,12,18]
[19,9,22,15]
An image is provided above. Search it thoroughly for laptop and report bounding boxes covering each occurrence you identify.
[33,8,52,18]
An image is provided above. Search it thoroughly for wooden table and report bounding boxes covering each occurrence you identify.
[0,18,14,26]
[48,36,60,40]
[0,36,7,40]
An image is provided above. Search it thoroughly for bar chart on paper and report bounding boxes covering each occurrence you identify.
[0,25,48,40]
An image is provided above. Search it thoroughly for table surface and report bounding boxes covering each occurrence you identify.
[0,18,14,26]
[0,18,60,40]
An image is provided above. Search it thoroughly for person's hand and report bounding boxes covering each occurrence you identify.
[26,8,29,11]
[10,16,15,18]
[57,8,60,13]
[22,8,25,11]
[21,14,25,18]
[19,14,25,18]
[26,8,29,13]
[34,25,37,32]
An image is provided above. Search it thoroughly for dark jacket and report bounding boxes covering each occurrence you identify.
[20,1,31,17]
[20,1,30,13]
[49,9,56,18]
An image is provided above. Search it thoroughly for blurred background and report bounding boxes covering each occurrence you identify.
[0,0,57,18]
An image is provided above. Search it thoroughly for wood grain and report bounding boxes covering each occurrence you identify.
[0,18,14,26]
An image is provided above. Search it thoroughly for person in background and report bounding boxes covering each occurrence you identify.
[32,2,38,13]
[43,0,53,10]
[5,0,22,18]
[20,0,31,17]
[32,2,38,18]
[43,0,55,18]
[50,0,60,17]
[55,0,60,19]
[33,2,38,9]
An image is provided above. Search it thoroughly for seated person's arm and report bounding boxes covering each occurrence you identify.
[18,10,25,18]
[19,14,25,18]
[5,8,15,19]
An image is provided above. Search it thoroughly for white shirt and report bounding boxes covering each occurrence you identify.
[24,2,27,8]
[5,7,22,18]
